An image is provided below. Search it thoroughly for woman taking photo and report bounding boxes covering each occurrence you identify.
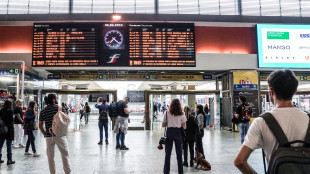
[183,106,197,167]
[24,101,40,157]
[0,100,15,165]
[162,99,187,174]
[196,104,205,158]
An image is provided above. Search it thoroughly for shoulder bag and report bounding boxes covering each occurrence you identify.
[159,112,168,145]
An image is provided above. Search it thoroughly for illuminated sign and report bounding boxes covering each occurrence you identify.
[32,23,195,67]
[257,24,310,68]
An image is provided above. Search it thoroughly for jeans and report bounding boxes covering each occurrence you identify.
[183,140,194,163]
[196,129,205,158]
[116,130,125,146]
[238,122,250,144]
[164,128,183,174]
[25,130,36,153]
[206,114,210,126]
[0,138,12,155]
[84,113,90,123]
[46,136,71,174]
[98,120,108,142]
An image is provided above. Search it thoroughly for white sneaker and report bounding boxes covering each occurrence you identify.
[33,152,40,157]
[19,144,25,148]
[13,145,19,149]
[24,152,33,155]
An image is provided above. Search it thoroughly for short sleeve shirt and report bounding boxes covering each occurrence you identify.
[39,104,59,137]
[163,111,187,128]
[117,100,128,117]
[13,106,23,124]
[243,107,309,164]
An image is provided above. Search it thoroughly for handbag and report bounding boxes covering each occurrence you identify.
[159,112,168,145]
[23,119,36,130]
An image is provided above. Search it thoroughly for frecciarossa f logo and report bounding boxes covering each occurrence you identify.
[107,54,120,64]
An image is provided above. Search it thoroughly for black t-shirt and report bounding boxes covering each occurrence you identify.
[13,106,23,124]
[39,104,58,137]
[117,100,128,117]
[236,103,252,123]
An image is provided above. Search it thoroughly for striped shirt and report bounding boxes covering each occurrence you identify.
[39,104,58,137]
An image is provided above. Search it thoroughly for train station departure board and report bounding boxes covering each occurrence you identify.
[32,23,195,67]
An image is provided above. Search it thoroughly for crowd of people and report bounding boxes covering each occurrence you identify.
[0,69,309,174]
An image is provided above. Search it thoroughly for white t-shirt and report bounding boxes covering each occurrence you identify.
[243,107,310,164]
[163,111,187,128]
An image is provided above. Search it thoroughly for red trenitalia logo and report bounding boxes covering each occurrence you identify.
[107,54,120,63]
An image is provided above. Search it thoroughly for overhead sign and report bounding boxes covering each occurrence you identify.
[61,74,99,80]
[0,70,17,75]
[32,23,195,67]
[9,69,19,74]
[257,24,310,68]
[234,84,258,90]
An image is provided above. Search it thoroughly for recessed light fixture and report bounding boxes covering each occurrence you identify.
[200,72,205,74]
[112,15,121,20]
[161,72,165,74]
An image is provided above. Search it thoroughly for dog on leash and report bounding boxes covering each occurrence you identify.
[195,151,211,170]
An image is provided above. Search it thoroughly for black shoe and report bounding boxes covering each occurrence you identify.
[183,161,188,167]
[190,161,194,167]
[7,154,15,165]
[105,140,109,145]
[120,145,129,150]
[116,145,120,149]
[98,141,103,145]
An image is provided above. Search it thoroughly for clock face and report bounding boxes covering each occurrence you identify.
[104,30,124,49]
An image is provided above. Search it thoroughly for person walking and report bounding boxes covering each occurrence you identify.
[13,99,25,148]
[162,102,167,114]
[24,101,40,157]
[234,95,252,144]
[114,97,132,150]
[153,102,158,120]
[39,94,71,174]
[162,99,187,174]
[84,102,91,124]
[204,104,210,126]
[95,97,109,145]
[183,106,197,167]
[0,100,15,165]
[195,104,205,158]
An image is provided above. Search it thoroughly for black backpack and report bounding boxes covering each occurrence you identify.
[108,102,118,118]
[99,106,108,120]
[0,111,8,135]
[261,112,310,174]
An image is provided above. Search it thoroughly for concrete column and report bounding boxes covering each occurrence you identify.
[188,85,196,110]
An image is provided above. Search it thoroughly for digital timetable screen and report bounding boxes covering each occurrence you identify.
[32,23,195,67]
[257,24,310,68]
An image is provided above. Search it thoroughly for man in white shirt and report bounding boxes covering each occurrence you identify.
[234,69,310,173]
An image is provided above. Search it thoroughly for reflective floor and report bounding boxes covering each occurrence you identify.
[0,114,264,174]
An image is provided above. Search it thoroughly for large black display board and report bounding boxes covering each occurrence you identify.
[233,90,259,117]
[32,23,195,67]
[127,91,145,102]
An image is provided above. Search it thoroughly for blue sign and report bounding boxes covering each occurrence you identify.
[0,70,16,75]
[234,84,257,90]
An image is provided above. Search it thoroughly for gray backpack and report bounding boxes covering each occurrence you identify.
[261,113,310,174]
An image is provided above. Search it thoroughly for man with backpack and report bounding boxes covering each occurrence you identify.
[39,94,71,174]
[114,97,132,150]
[95,97,109,145]
[234,70,310,174]
[234,95,252,144]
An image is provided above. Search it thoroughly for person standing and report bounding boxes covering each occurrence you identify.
[162,99,187,174]
[84,102,91,124]
[204,104,210,126]
[234,95,252,144]
[39,94,71,174]
[153,102,158,120]
[183,106,197,167]
[196,104,205,158]
[13,99,25,148]
[79,103,84,121]
[158,102,161,113]
[162,102,167,114]
[114,97,132,150]
[95,97,109,145]
[24,101,40,157]
[0,100,15,165]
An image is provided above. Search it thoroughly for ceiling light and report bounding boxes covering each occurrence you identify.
[200,72,205,74]
[112,15,121,20]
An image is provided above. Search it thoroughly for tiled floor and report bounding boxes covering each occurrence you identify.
[0,114,264,174]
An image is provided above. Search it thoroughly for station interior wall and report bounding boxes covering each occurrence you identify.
[0,25,258,71]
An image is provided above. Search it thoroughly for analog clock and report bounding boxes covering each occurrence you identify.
[104,30,123,49]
